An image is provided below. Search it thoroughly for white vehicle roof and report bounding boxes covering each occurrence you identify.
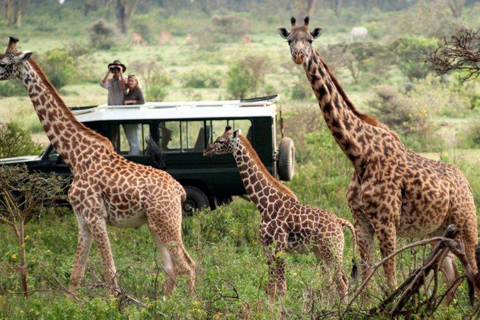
[73,96,278,123]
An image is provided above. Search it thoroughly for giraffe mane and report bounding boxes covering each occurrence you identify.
[238,134,297,200]
[27,58,114,149]
[317,56,400,141]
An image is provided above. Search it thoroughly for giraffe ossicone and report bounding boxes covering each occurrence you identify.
[278,17,479,302]
[0,37,195,297]
[204,127,357,303]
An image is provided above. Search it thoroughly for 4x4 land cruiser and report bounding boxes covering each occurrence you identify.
[0,95,295,213]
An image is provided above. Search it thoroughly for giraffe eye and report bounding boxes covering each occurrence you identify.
[287,40,292,45]
[0,62,6,68]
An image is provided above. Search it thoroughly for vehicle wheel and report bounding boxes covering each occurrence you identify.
[277,137,295,181]
[183,186,209,216]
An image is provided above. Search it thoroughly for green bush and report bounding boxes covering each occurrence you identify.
[89,19,121,50]
[0,122,43,158]
[38,48,79,89]
[130,61,172,101]
[390,36,438,81]
[226,55,273,99]
[0,79,26,97]
[180,68,222,88]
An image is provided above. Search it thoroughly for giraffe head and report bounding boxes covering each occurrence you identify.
[278,16,323,65]
[203,126,240,157]
[0,37,32,81]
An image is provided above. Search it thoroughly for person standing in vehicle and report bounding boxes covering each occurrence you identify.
[124,74,145,105]
[100,60,127,105]
[122,74,145,155]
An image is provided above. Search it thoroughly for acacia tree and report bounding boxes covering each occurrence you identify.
[446,0,466,18]
[0,165,67,296]
[3,0,29,27]
[426,28,480,81]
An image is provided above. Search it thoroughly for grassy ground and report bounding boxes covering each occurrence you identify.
[1,4,480,319]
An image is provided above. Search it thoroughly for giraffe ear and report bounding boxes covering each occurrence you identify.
[12,51,32,63]
[277,27,290,39]
[233,129,241,138]
[310,27,324,39]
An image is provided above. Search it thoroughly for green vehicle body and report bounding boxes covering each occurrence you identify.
[0,95,295,212]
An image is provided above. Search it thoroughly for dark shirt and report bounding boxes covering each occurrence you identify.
[125,86,145,105]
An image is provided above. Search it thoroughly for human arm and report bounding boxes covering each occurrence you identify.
[124,87,145,105]
[100,71,110,89]
[119,71,126,90]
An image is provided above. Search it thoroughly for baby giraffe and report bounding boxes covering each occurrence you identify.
[204,126,356,303]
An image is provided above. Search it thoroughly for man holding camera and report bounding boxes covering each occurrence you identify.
[100,60,127,105]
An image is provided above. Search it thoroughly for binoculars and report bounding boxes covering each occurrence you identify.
[109,67,121,72]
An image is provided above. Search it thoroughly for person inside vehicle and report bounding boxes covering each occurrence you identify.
[122,74,145,155]
[100,60,126,105]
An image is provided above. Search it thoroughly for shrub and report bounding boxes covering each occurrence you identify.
[368,84,443,151]
[327,42,392,86]
[0,79,26,97]
[89,19,121,50]
[459,121,480,149]
[0,122,43,158]
[226,55,273,99]
[130,60,172,101]
[390,36,439,81]
[180,68,222,88]
[37,48,79,89]
[210,15,250,43]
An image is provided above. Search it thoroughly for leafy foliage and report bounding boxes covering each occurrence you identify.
[89,19,121,50]
[180,68,222,88]
[130,61,172,101]
[390,36,439,81]
[226,55,273,99]
[37,48,80,89]
[0,122,43,158]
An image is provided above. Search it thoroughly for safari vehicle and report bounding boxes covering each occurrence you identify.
[0,95,295,213]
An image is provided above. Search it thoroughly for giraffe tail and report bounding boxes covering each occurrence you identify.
[337,217,358,279]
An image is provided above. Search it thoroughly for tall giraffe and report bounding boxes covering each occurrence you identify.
[204,127,356,303]
[0,37,195,296]
[278,17,478,293]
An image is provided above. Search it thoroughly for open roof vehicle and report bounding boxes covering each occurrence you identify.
[0,95,295,214]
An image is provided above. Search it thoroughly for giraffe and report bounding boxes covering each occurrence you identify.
[0,37,195,297]
[204,126,357,303]
[278,17,479,296]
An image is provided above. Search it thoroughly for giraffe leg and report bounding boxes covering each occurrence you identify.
[148,219,196,297]
[263,246,278,304]
[68,214,92,295]
[312,238,348,303]
[353,214,375,284]
[374,225,397,291]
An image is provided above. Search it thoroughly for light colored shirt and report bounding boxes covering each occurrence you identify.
[100,78,125,105]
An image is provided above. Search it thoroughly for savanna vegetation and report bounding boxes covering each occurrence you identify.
[1,0,480,318]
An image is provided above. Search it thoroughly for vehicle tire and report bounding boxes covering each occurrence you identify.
[213,195,233,209]
[183,186,210,216]
[277,137,295,181]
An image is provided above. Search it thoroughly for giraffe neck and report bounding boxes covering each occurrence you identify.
[233,135,296,213]
[20,59,112,169]
[302,50,392,168]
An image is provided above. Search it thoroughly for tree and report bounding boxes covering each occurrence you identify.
[446,0,466,18]
[112,0,139,34]
[0,122,43,158]
[426,28,480,81]
[0,165,67,296]
[4,0,29,27]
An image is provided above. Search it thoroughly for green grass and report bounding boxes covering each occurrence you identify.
[1,3,480,318]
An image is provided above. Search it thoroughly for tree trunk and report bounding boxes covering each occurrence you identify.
[447,0,466,18]
[115,0,139,34]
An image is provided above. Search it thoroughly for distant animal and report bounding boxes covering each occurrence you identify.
[130,32,147,45]
[185,33,192,44]
[349,26,368,42]
[158,31,176,45]
[241,34,251,44]
[204,126,357,303]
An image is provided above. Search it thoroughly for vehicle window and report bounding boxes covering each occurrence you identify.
[208,119,252,143]
[111,123,150,156]
[158,121,211,153]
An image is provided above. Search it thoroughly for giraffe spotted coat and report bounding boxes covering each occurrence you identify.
[278,17,478,300]
[204,128,356,303]
[0,37,195,297]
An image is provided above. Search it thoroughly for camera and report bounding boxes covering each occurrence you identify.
[109,67,120,72]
